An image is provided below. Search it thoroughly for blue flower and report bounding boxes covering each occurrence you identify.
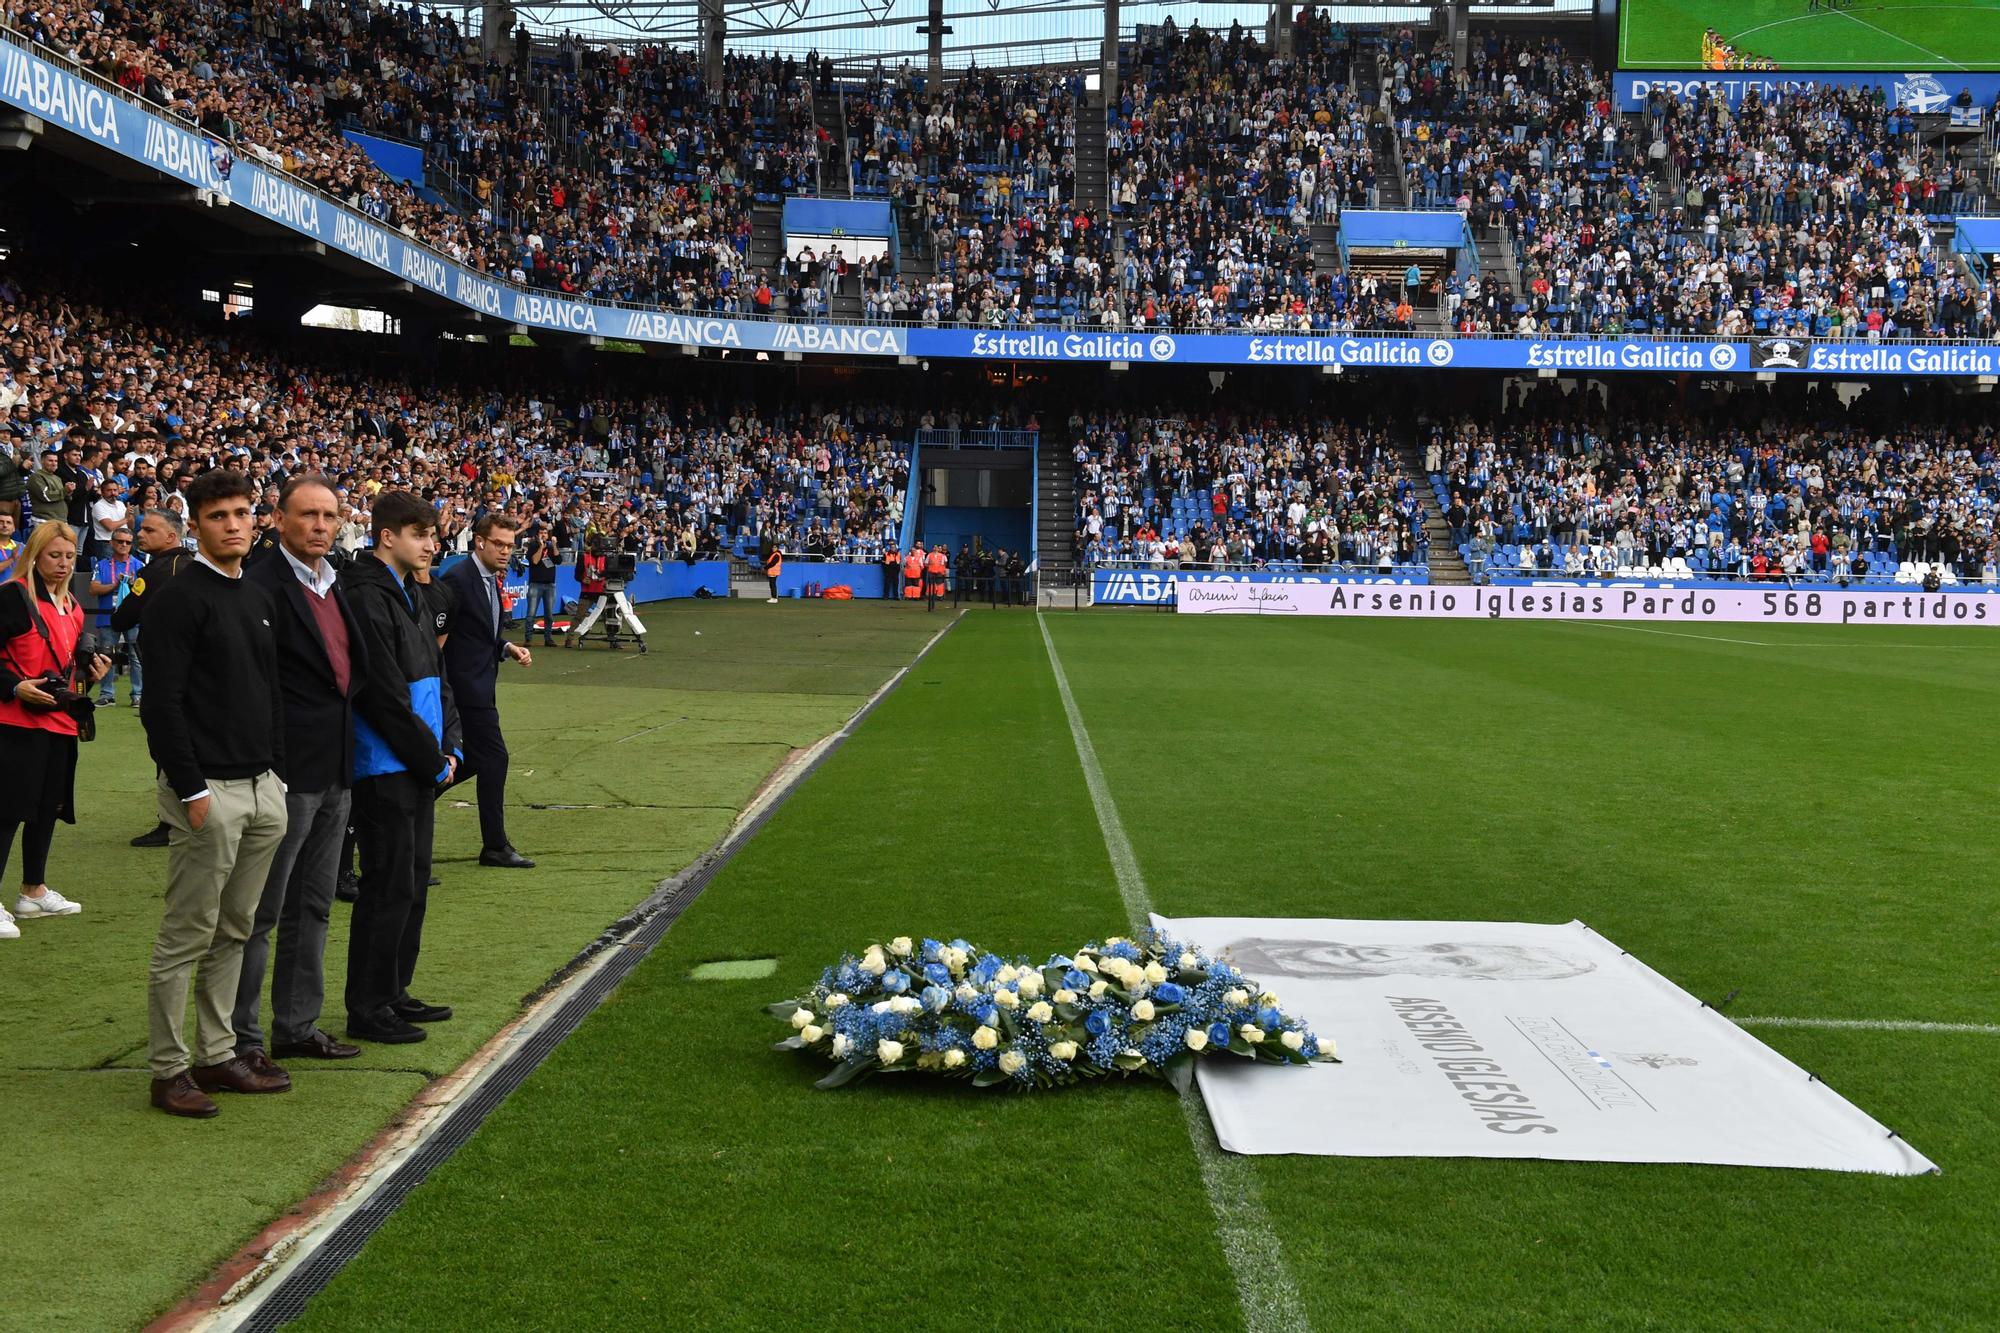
[1154,982,1186,1005]
[879,969,909,995]
[1105,941,1141,962]
[921,938,944,962]
[1258,1006,1283,1031]
[1085,1010,1112,1036]
[971,953,1003,984]
[923,962,952,986]
[1207,1021,1233,1047]
[976,1004,999,1027]
[1063,968,1091,991]
[949,938,972,953]
[921,985,950,1013]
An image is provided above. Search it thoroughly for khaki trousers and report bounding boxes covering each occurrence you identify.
[147,771,288,1080]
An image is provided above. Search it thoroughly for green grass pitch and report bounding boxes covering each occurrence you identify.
[1620,0,2000,71]
[275,610,1995,1331]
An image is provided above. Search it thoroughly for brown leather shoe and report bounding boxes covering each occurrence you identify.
[271,1029,362,1060]
[192,1055,291,1094]
[151,1073,220,1119]
[238,1048,293,1086]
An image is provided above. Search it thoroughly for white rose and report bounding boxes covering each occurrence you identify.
[831,1034,851,1058]
[1016,972,1043,999]
[1131,999,1156,1021]
[800,1025,823,1044]
[1323,1037,1337,1059]
[1089,980,1109,998]
[1143,961,1168,985]
[1105,936,1127,947]
[1049,1040,1079,1061]
[1240,1025,1266,1044]
[996,965,1020,985]
[870,1000,893,1015]
[890,996,921,1015]
[998,1050,1026,1075]
[1178,951,1199,970]
[993,989,1020,1010]
[942,1048,967,1069]
[859,946,887,975]
[1053,988,1078,1005]
[972,1025,999,1050]
[877,1039,904,1065]
[1281,1030,1304,1051]
[1224,988,1249,1008]
[1075,954,1099,973]
[789,1008,815,1029]
[889,936,913,957]
[941,947,967,974]
[824,993,849,1010]
[1184,1028,1209,1051]
[1027,1001,1054,1023]
[1260,991,1280,1008]
[955,983,979,1003]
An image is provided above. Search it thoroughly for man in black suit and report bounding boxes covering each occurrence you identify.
[439,513,534,868]
[232,476,368,1064]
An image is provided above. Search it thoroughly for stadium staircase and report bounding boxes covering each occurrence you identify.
[814,86,852,199]
[750,204,786,307]
[1036,441,1077,592]
[1310,220,1341,277]
[1076,88,1109,214]
[893,203,936,288]
[1474,224,1521,311]
[1390,433,1471,586]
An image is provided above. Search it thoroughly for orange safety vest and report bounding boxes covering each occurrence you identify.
[903,551,924,580]
[925,551,947,577]
[764,548,783,578]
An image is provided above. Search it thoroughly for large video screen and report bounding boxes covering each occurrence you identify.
[1618,0,2000,71]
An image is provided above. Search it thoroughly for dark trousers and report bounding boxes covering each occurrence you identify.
[0,817,54,884]
[233,784,350,1052]
[455,705,510,851]
[345,771,434,1019]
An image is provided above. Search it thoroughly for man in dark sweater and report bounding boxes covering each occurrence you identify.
[141,469,291,1120]
[231,476,367,1066]
[343,491,461,1046]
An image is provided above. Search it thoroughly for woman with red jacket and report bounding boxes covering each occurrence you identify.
[0,522,110,941]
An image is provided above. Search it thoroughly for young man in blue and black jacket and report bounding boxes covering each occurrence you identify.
[343,492,462,1045]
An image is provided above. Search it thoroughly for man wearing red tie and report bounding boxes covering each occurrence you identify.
[439,515,534,869]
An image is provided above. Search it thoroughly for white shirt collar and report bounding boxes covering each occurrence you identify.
[281,544,338,597]
[193,550,243,580]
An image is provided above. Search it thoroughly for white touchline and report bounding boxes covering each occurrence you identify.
[1833,8,1966,69]
[1038,613,1312,1333]
[1736,1016,2000,1035]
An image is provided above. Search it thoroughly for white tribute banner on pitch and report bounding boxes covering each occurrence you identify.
[1153,916,1937,1174]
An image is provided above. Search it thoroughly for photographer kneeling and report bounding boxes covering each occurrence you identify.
[0,522,110,940]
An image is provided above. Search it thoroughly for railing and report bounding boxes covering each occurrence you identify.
[914,428,1038,449]
[5,22,1997,353]
[1089,558,1431,577]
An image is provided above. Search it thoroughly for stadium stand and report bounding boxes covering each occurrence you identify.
[0,269,912,561]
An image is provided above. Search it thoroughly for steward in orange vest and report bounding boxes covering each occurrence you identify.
[881,546,900,600]
[902,548,924,600]
[924,545,948,610]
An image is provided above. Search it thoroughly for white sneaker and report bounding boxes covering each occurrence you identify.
[15,888,81,918]
[0,908,17,940]
[766,597,779,603]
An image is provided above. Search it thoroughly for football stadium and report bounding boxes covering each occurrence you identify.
[0,0,1996,1329]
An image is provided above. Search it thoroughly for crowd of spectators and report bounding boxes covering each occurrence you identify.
[1425,385,2000,582]
[0,268,913,568]
[1382,30,1994,340]
[12,0,2000,341]
[5,0,822,308]
[1070,404,1427,570]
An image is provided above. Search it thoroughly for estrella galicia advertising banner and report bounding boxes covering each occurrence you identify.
[9,37,2000,376]
[1092,568,1428,605]
[1173,579,2000,625]
[1613,69,2000,113]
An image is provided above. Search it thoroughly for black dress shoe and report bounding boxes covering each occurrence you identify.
[479,846,536,869]
[272,1029,363,1060]
[346,1008,428,1044]
[335,871,360,903]
[130,823,170,848]
[393,996,453,1023]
